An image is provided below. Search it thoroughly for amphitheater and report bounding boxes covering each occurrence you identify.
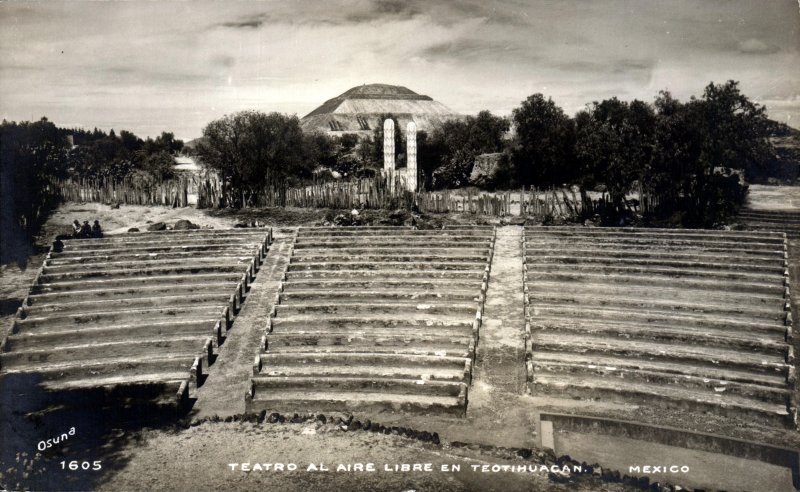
[1,220,798,490]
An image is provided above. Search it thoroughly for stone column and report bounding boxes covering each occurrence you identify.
[383,118,395,173]
[406,121,417,192]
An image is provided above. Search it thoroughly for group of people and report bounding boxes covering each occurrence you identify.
[72,219,103,238]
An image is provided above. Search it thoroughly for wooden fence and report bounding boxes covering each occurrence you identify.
[53,174,622,220]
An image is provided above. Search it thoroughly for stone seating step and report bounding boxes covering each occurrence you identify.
[524,255,784,275]
[281,279,481,291]
[15,305,225,331]
[38,263,251,283]
[62,237,265,251]
[526,291,782,323]
[43,256,255,274]
[527,303,785,334]
[523,240,784,257]
[293,239,492,249]
[0,354,196,382]
[23,292,233,317]
[290,253,490,263]
[27,283,238,305]
[0,336,207,369]
[275,302,477,317]
[531,332,789,374]
[742,224,800,236]
[41,374,191,395]
[246,388,464,415]
[523,235,784,252]
[298,230,493,238]
[268,325,474,338]
[524,226,784,242]
[270,316,473,331]
[524,262,782,283]
[46,250,260,266]
[265,343,472,359]
[532,352,789,388]
[292,246,491,256]
[285,270,486,281]
[10,317,219,337]
[279,290,479,303]
[532,360,790,404]
[5,320,218,350]
[31,273,245,293]
[259,351,468,370]
[265,333,472,353]
[51,242,265,257]
[528,318,785,354]
[250,376,465,397]
[527,281,785,310]
[85,229,269,240]
[525,271,783,296]
[257,363,467,382]
[531,373,791,425]
[286,261,485,272]
[739,211,800,222]
[523,248,781,266]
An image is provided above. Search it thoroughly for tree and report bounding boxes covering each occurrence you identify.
[196,111,309,207]
[510,94,575,187]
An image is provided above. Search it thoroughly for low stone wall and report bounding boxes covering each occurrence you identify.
[537,412,800,489]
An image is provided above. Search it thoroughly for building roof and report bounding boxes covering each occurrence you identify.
[300,83,461,136]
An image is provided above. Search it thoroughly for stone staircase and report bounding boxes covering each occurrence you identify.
[246,226,495,416]
[523,226,796,427]
[739,208,800,239]
[0,228,271,408]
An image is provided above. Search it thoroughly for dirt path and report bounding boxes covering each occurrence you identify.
[191,229,297,419]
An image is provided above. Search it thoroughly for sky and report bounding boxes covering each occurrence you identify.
[1,0,799,140]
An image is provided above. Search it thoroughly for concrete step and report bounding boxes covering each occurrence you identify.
[279,290,480,303]
[270,316,474,331]
[281,279,481,291]
[5,319,218,350]
[527,303,785,335]
[291,253,490,263]
[532,360,790,404]
[259,351,468,370]
[268,325,474,338]
[43,256,255,274]
[265,333,473,354]
[298,229,493,238]
[523,248,782,266]
[524,262,782,283]
[250,376,465,397]
[32,273,245,293]
[61,237,266,252]
[23,293,234,317]
[531,373,791,426]
[293,239,492,249]
[531,332,789,374]
[292,246,491,256]
[0,336,207,370]
[265,344,472,358]
[286,261,485,272]
[525,271,783,296]
[40,374,190,396]
[528,318,786,354]
[38,263,252,283]
[257,363,467,382]
[526,292,783,323]
[91,228,269,240]
[27,283,238,305]
[15,305,226,331]
[51,243,266,258]
[46,249,261,267]
[523,235,784,252]
[524,255,784,275]
[523,240,784,258]
[284,270,486,281]
[526,281,785,311]
[275,302,478,317]
[532,351,789,388]
[246,387,464,415]
[1,354,196,382]
[524,226,784,243]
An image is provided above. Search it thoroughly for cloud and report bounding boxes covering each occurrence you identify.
[215,13,271,29]
[737,38,780,54]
